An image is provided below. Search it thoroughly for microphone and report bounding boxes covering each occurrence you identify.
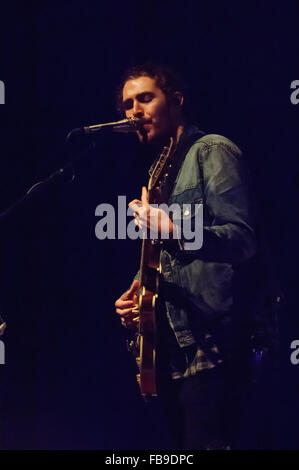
[83,117,141,134]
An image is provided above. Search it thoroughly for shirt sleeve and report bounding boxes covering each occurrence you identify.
[179,140,256,263]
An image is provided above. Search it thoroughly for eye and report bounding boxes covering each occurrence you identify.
[139,92,154,103]
[123,99,133,111]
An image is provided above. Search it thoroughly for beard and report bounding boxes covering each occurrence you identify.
[137,125,172,152]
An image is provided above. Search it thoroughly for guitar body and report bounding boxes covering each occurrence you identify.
[136,239,162,397]
[130,139,176,399]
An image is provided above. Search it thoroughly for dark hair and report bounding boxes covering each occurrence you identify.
[115,62,185,115]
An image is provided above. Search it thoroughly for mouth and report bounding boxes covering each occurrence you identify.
[137,121,152,136]
[137,117,152,127]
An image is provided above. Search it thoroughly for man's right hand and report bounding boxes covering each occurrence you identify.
[115,280,140,329]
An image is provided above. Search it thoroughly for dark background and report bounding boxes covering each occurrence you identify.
[0,0,298,449]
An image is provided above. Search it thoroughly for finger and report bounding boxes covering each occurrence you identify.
[128,203,143,216]
[115,299,134,308]
[116,307,136,315]
[119,291,132,301]
[141,186,149,206]
[121,317,131,327]
[128,279,140,294]
[121,317,138,329]
[134,217,147,231]
[134,214,145,227]
[119,281,140,301]
[128,199,142,207]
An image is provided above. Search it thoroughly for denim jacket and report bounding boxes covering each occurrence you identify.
[159,125,256,349]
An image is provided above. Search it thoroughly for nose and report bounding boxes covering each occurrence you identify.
[132,100,144,118]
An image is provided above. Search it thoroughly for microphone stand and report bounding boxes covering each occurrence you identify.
[0,129,98,332]
[0,129,96,221]
[0,119,138,330]
[0,115,139,220]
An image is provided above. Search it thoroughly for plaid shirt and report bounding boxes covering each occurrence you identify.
[171,341,223,380]
[162,308,224,380]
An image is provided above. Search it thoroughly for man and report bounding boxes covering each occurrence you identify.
[115,64,256,449]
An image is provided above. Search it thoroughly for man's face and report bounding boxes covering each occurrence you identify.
[122,76,174,144]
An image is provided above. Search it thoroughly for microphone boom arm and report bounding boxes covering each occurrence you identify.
[83,117,140,134]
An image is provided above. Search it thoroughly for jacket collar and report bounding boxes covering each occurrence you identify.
[148,124,205,176]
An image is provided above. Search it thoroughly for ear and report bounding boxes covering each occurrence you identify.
[173,91,184,107]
